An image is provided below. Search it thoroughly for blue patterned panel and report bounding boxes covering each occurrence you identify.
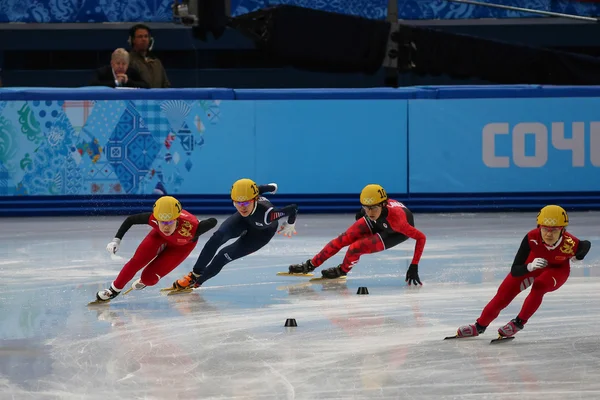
[18,146,69,195]
[127,132,162,171]
[0,0,174,23]
[1,0,600,22]
[160,100,192,133]
[105,104,162,194]
[0,162,16,195]
[133,100,171,141]
[0,96,224,196]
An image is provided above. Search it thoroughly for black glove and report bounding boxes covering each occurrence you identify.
[575,240,591,260]
[405,263,422,286]
[191,218,218,242]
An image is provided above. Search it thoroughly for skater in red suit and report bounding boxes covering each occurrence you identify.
[455,205,592,339]
[94,196,217,303]
[289,184,426,283]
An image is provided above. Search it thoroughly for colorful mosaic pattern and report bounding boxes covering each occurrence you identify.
[0,99,220,195]
[1,0,599,22]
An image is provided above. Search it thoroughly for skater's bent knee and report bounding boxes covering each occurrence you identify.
[210,230,225,241]
[531,280,554,293]
[215,249,236,264]
[140,271,161,286]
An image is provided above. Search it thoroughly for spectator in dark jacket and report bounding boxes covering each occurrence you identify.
[90,48,149,88]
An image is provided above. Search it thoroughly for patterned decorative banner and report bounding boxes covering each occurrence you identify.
[0,98,222,196]
[1,0,599,22]
[0,93,410,196]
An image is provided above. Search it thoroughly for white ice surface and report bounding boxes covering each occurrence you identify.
[0,212,599,400]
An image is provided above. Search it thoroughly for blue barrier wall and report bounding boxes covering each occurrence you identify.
[0,85,599,216]
[409,97,600,193]
[2,0,600,22]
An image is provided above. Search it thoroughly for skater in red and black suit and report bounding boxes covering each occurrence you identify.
[289,184,427,283]
[455,205,592,339]
[94,196,217,303]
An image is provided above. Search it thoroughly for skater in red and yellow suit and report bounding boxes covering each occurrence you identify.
[456,205,592,339]
[289,184,427,283]
[94,196,217,303]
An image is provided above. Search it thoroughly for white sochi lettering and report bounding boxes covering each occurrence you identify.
[512,122,547,168]
[483,121,600,168]
[482,123,509,168]
[592,122,600,167]
[551,122,584,167]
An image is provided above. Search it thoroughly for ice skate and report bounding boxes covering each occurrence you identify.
[444,322,486,340]
[488,318,524,344]
[132,278,146,290]
[321,265,347,279]
[161,272,201,293]
[312,265,347,281]
[89,284,121,305]
[288,259,316,275]
[122,278,147,295]
[498,318,524,338]
[309,265,348,282]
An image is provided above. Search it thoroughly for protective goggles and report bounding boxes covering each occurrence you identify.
[158,219,177,225]
[234,200,254,207]
[362,204,383,211]
[540,226,562,232]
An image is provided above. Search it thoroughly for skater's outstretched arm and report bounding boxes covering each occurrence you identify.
[510,235,532,277]
[191,218,218,242]
[266,204,298,225]
[387,211,426,265]
[114,212,152,239]
[258,183,277,195]
[106,213,154,254]
[267,204,298,237]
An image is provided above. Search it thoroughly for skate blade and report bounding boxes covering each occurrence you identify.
[490,336,515,344]
[165,288,194,296]
[160,286,179,292]
[309,276,347,282]
[276,272,315,277]
[122,288,134,296]
[443,335,460,340]
[87,299,110,306]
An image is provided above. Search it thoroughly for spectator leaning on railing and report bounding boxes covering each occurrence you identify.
[89,48,149,88]
[127,24,171,88]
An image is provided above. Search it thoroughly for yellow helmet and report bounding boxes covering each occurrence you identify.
[536,205,569,227]
[153,196,182,221]
[360,184,388,206]
[231,178,259,202]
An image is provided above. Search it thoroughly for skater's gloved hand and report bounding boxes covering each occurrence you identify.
[268,182,278,194]
[527,257,548,272]
[574,240,591,261]
[106,238,121,254]
[406,263,422,286]
[278,222,297,238]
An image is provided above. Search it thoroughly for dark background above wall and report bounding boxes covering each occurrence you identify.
[2,18,600,89]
